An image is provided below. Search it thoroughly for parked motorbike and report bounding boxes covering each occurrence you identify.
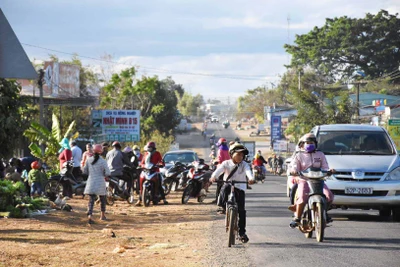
[163,161,189,195]
[44,160,86,201]
[181,159,210,204]
[105,168,135,206]
[294,167,330,242]
[252,165,265,183]
[178,164,192,189]
[140,163,163,207]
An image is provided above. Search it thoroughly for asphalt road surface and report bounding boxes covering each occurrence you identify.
[190,122,400,267]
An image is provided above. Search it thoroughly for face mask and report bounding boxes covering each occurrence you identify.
[134,150,140,157]
[304,144,315,153]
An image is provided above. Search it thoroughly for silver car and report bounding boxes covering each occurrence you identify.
[311,124,400,221]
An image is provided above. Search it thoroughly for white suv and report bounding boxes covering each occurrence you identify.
[210,116,219,123]
[311,124,400,221]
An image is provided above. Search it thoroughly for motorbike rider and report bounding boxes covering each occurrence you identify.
[131,145,143,195]
[135,141,168,206]
[289,133,335,228]
[252,150,268,177]
[209,133,216,146]
[272,154,283,175]
[212,138,230,203]
[106,141,130,192]
[209,142,255,243]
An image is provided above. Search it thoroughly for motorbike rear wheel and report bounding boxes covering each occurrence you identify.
[142,187,151,207]
[181,184,193,204]
[105,186,114,206]
[227,207,237,247]
[315,202,325,242]
[44,180,63,201]
[163,178,173,196]
[126,187,135,204]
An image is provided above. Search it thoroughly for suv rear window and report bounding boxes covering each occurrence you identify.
[163,152,198,164]
[317,131,395,155]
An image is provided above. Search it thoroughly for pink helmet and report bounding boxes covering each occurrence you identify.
[93,144,103,154]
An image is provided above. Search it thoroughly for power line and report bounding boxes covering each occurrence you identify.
[22,43,276,81]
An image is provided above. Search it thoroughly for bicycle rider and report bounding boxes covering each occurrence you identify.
[209,142,256,243]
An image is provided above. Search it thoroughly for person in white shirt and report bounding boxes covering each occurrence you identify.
[70,141,83,180]
[210,142,255,243]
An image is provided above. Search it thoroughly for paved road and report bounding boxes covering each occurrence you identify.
[185,122,400,267]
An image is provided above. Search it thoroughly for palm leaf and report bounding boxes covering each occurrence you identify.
[51,113,61,142]
[28,143,43,158]
[64,120,76,138]
[71,131,80,140]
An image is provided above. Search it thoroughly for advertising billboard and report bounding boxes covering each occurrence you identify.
[92,110,141,142]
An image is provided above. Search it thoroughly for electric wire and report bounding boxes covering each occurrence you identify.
[22,43,275,81]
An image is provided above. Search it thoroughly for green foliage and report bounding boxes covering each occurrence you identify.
[176,92,204,117]
[0,79,30,158]
[281,70,355,142]
[23,113,77,170]
[100,68,181,139]
[285,10,400,81]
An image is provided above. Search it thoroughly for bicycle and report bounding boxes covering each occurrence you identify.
[223,180,248,247]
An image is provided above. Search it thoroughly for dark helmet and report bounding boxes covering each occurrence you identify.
[229,142,249,157]
[146,141,156,149]
[298,133,318,148]
[9,157,19,166]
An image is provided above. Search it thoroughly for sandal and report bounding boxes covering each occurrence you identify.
[287,205,296,212]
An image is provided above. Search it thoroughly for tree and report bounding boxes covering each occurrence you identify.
[237,86,284,122]
[285,10,400,81]
[280,69,355,142]
[100,68,181,138]
[0,79,30,158]
[176,92,204,117]
[23,113,78,170]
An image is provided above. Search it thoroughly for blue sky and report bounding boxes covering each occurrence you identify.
[2,0,399,99]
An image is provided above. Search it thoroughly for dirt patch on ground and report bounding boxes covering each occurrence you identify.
[0,191,217,267]
[0,123,268,267]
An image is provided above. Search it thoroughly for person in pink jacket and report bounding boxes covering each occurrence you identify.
[216,138,230,163]
[211,138,230,204]
[289,133,334,228]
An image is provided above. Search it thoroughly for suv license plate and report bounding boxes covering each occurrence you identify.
[345,187,373,194]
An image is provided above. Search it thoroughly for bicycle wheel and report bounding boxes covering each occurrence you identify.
[315,202,325,242]
[228,208,237,247]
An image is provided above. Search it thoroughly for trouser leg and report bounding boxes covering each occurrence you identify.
[99,195,106,212]
[237,189,246,236]
[87,194,96,215]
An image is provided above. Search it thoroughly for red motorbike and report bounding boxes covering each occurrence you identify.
[181,159,210,204]
[140,163,162,207]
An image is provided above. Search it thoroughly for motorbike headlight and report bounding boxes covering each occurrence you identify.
[385,167,400,181]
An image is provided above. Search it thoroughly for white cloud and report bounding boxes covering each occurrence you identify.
[109,53,287,99]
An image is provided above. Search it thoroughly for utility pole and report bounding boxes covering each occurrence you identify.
[356,81,360,121]
[298,71,301,90]
[37,69,44,126]
[37,69,45,156]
